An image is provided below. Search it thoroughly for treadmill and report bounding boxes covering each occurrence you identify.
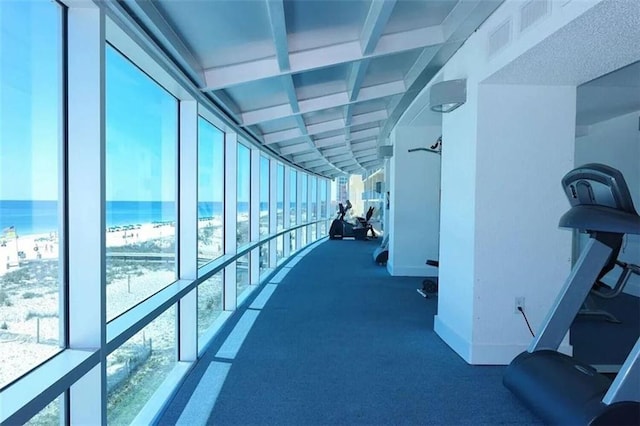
[503,163,640,425]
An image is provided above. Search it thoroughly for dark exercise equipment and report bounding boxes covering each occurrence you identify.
[503,163,640,425]
[373,233,389,265]
[417,260,439,297]
[578,255,640,323]
[329,201,376,240]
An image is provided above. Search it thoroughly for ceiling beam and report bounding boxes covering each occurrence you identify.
[263,109,386,146]
[202,25,444,91]
[241,80,404,125]
[321,145,350,157]
[360,0,398,55]
[329,153,354,163]
[293,151,321,163]
[124,0,206,87]
[265,0,290,71]
[280,142,313,156]
[304,159,328,168]
[314,135,346,149]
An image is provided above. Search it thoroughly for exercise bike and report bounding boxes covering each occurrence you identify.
[329,201,376,240]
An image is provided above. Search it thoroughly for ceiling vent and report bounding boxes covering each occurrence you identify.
[488,19,512,57]
[520,0,550,33]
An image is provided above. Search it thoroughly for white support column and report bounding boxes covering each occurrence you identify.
[434,83,576,365]
[269,160,277,267]
[224,132,238,310]
[67,4,106,424]
[387,125,441,277]
[178,100,198,362]
[250,148,260,284]
[283,166,291,258]
[296,172,303,251]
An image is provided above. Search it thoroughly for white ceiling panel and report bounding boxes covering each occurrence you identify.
[258,116,302,135]
[384,0,457,35]
[285,0,370,52]
[224,78,289,112]
[362,50,422,88]
[154,0,275,68]
[132,0,505,176]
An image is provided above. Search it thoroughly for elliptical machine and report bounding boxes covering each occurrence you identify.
[503,163,640,425]
[329,201,375,240]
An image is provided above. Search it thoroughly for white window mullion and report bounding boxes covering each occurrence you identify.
[67,4,106,425]
[178,100,198,362]
[296,172,303,251]
[250,148,260,284]
[283,166,291,258]
[224,133,238,310]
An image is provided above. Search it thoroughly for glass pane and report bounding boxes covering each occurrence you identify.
[300,226,307,247]
[320,179,327,218]
[197,271,223,346]
[25,393,63,426]
[289,231,296,253]
[300,174,308,223]
[198,118,224,266]
[310,176,317,220]
[236,253,250,301]
[276,164,284,230]
[259,156,269,238]
[276,235,284,263]
[319,221,327,237]
[107,306,176,424]
[237,144,250,247]
[310,224,317,242]
[259,243,270,277]
[289,170,297,226]
[0,0,64,389]
[105,46,177,322]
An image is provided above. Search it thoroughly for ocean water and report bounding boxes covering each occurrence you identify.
[0,200,283,236]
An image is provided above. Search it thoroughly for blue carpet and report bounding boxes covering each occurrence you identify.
[159,239,544,425]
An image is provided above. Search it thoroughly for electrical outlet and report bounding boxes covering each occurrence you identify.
[514,297,525,314]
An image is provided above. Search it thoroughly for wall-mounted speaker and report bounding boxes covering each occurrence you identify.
[378,145,393,159]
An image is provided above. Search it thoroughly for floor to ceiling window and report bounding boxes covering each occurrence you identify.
[259,156,270,276]
[105,45,178,421]
[300,173,308,247]
[309,175,317,240]
[105,45,178,321]
[289,169,297,252]
[0,0,64,390]
[319,179,327,236]
[197,117,225,266]
[276,163,284,262]
[236,143,251,298]
[197,117,225,339]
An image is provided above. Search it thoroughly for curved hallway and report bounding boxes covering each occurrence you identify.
[159,238,542,425]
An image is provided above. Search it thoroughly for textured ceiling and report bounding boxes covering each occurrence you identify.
[118,0,504,178]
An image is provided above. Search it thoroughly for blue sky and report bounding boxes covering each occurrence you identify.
[0,0,248,203]
[0,1,61,200]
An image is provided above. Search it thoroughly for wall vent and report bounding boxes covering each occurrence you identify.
[520,0,550,33]
[488,19,512,57]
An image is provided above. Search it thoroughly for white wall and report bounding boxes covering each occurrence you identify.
[575,111,640,295]
[394,0,640,364]
[472,84,575,363]
[388,125,441,276]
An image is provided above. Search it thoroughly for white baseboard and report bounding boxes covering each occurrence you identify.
[434,315,472,363]
[386,264,438,277]
[435,315,573,365]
